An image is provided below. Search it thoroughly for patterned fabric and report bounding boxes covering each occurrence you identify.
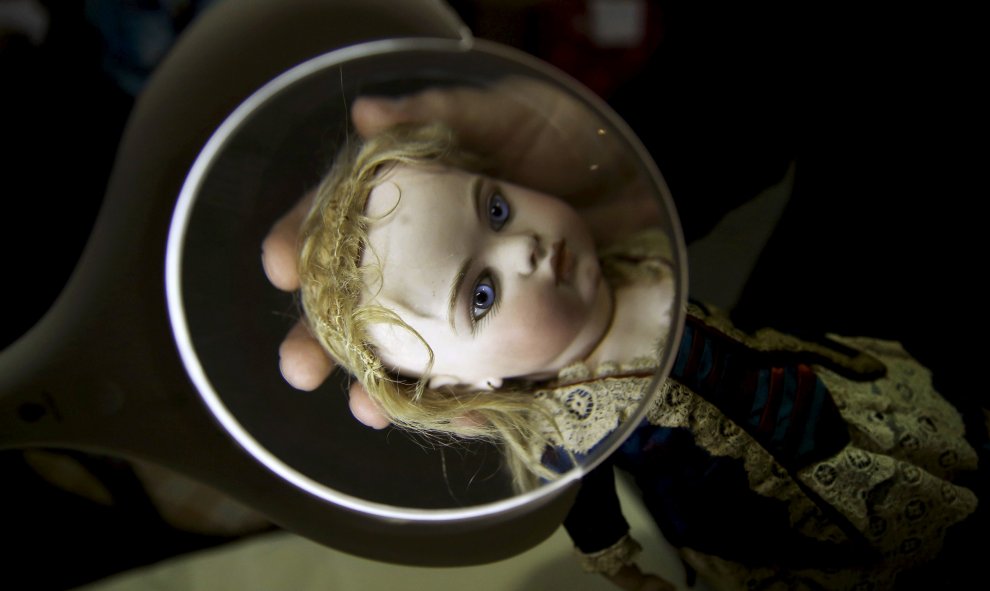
[574,534,643,577]
[669,310,854,469]
[547,230,983,591]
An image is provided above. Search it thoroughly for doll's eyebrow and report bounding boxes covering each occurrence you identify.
[448,257,471,333]
[471,175,483,222]
[446,176,484,333]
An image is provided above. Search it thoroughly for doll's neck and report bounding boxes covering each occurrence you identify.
[581,272,675,370]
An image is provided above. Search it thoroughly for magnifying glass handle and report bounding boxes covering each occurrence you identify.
[0,302,579,566]
[0,287,579,566]
[2,0,468,457]
[2,0,580,566]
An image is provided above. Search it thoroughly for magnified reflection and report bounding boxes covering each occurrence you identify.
[177,41,684,511]
[295,116,675,492]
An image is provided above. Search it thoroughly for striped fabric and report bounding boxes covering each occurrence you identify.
[670,315,850,470]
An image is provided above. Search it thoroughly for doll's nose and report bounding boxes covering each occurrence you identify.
[496,233,543,276]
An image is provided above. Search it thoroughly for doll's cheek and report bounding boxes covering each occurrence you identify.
[348,387,391,430]
[499,299,581,361]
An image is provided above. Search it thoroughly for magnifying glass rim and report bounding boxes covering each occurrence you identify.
[166,36,685,522]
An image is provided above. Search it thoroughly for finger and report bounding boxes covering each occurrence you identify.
[348,383,391,429]
[351,78,536,139]
[351,88,460,138]
[278,321,334,391]
[351,96,416,138]
[452,411,484,430]
[261,189,316,291]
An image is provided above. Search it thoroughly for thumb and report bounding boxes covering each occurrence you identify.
[348,382,391,429]
[351,87,462,138]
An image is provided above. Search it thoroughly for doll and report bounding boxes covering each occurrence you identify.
[297,123,986,591]
[298,122,674,487]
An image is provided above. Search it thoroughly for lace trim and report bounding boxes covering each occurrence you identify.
[543,303,980,567]
[818,335,979,479]
[679,547,900,591]
[653,335,979,581]
[574,533,643,576]
[531,227,672,454]
[796,336,978,565]
[543,232,979,585]
[646,380,850,545]
[535,373,654,454]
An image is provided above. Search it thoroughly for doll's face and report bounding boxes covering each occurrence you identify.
[362,164,613,390]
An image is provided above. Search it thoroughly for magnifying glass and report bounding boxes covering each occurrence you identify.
[1,0,686,566]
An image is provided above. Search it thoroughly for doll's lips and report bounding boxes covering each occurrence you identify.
[552,239,572,285]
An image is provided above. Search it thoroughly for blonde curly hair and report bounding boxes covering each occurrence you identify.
[297,123,564,490]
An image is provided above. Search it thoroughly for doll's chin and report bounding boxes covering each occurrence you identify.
[513,369,558,382]
[574,256,601,301]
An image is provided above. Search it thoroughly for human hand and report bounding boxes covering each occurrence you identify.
[262,189,389,429]
[605,564,677,591]
[351,77,623,199]
[350,76,660,243]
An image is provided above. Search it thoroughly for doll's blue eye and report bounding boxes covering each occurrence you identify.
[488,192,510,231]
[471,275,496,320]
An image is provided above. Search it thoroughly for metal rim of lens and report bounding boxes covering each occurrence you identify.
[165,36,687,523]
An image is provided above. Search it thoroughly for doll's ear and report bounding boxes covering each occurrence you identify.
[472,377,503,391]
[427,375,503,391]
[427,374,462,390]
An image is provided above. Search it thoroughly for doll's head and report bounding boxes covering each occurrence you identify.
[298,124,611,485]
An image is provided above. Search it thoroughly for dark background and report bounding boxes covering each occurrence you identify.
[1,1,977,589]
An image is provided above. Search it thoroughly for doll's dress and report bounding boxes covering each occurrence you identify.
[532,229,984,591]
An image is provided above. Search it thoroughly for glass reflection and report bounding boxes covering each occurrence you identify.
[180,42,684,512]
[293,79,676,492]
